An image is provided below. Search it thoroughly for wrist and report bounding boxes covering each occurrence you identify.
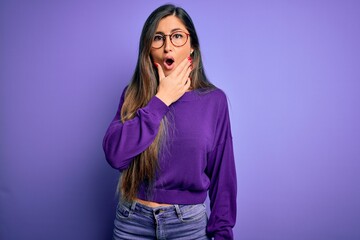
[155,94,172,106]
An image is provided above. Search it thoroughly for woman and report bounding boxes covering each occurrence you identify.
[103,4,237,240]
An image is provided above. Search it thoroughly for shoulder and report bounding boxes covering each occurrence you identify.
[197,87,229,106]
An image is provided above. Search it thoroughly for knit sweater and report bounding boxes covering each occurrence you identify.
[103,87,237,239]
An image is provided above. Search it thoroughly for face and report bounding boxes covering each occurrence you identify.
[150,15,193,76]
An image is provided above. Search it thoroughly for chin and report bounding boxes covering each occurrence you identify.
[164,70,173,77]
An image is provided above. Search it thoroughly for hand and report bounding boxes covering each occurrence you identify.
[154,57,192,106]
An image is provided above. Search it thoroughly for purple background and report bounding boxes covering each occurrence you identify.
[1,1,360,239]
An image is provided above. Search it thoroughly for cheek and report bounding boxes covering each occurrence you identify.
[180,45,192,57]
[176,49,190,63]
[150,50,162,61]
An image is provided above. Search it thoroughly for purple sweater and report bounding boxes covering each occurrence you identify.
[103,87,237,239]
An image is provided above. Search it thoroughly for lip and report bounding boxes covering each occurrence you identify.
[163,56,175,71]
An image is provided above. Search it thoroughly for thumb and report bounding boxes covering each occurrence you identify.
[154,62,165,80]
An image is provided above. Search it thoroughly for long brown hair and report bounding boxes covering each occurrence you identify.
[119,4,215,201]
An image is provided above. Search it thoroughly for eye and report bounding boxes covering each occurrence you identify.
[153,35,163,42]
[172,33,184,39]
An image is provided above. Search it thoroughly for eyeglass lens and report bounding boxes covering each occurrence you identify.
[152,32,188,48]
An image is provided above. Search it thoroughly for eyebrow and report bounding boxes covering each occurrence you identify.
[155,28,184,34]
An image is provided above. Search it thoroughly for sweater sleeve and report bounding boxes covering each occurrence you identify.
[102,87,169,170]
[206,94,237,240]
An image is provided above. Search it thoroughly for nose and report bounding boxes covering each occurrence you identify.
[163,36,173,52]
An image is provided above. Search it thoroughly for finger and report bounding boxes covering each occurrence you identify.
[154,62,165,80]
[172,56,192,77]
[184,77,191,90]
[180,64,192,84]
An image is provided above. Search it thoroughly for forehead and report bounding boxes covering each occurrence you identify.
[155,15,187,33]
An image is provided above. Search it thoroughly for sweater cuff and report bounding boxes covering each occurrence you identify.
[143,96,169,120]
[213,229,234,240]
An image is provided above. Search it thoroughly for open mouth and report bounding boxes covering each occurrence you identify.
[164,57,175,68]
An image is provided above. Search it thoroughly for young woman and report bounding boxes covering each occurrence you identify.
[103,4,237,240]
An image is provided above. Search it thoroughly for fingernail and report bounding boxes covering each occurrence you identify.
[187,56,192,62]
[153,62,158,67]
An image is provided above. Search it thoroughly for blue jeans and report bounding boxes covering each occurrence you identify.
[113,200,211,240]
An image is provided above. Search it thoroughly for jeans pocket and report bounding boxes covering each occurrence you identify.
[115,203,132,219]
[179,204,207,223]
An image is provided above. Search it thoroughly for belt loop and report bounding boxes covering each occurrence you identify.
[174,204,182,219]
[130,201,136,211]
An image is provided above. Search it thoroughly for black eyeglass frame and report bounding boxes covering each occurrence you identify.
[151,31,190,49]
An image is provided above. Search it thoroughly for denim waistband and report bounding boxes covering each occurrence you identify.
[120,200,183,216]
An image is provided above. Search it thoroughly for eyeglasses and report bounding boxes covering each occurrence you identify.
[151,31,190,49]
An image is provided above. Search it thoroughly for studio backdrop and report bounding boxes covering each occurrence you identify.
[1,0,359,239]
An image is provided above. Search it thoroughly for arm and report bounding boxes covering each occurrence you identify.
[104,57,192,170]
[102,87,169,170]
[206,95,237,240]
